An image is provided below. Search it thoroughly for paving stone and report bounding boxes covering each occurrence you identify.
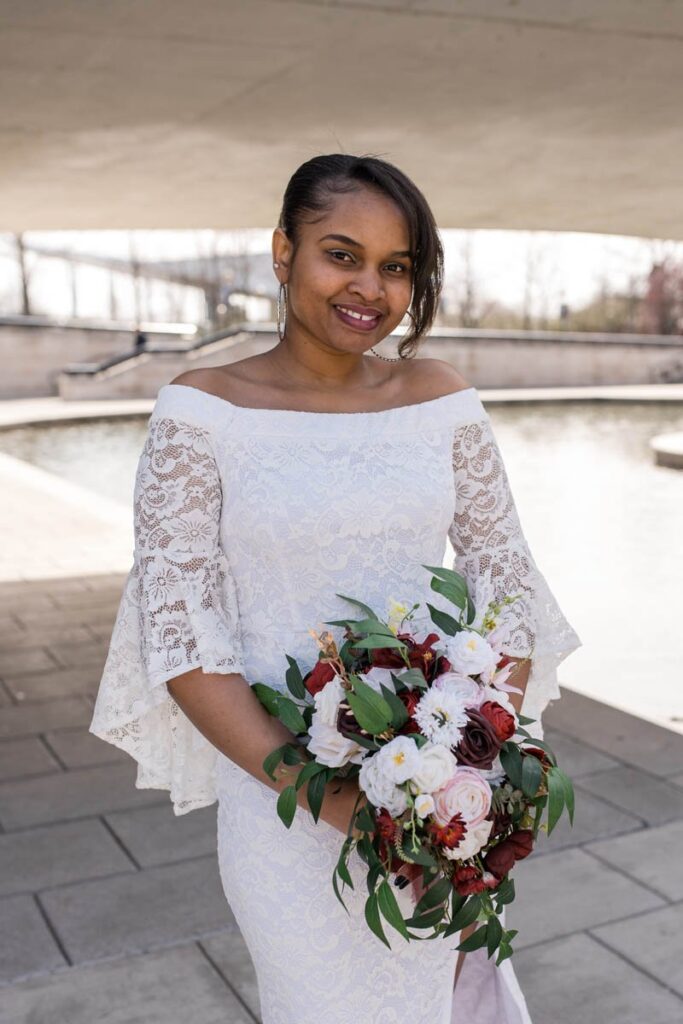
[46,640,108,671]
[0,624,94,650]
[0,762,164,829]
[0,818,135,897]
[0,696,92,739]
[544,727,622,777]
[669,772,683,788]
[576,765,683,825]
[586,820,683,901]
[201,931,261,1019]
[105,803,217,867]
[513,931,683,1024]
[532,787,642,856]
[0,893,66,983]
[0,736,59,781]
[48,590,123,612]
[40,856,235,963]
[592,901,683,999]
[0,944,255,1024]
[4,664,103,702]
[506,846,664,948]
[0,646,59,676]
[545,688,683,777]
[45,726,128,768]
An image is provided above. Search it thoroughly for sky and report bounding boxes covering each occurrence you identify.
[1,227,682,323]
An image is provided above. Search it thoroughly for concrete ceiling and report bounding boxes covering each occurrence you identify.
[1,0,682,237]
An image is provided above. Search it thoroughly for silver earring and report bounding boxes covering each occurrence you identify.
[370,284,414,362]
[276,281,287,341]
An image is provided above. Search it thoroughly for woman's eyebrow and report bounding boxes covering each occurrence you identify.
[318,233,412,258]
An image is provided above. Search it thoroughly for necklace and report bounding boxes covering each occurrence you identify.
[369,345,403,363]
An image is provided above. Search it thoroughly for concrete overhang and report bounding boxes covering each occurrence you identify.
[1,0,682,237]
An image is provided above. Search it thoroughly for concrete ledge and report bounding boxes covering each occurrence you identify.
[650,431,683,469]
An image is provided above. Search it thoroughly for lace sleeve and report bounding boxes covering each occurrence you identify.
[448,415,582,737]
[89,412,246,814]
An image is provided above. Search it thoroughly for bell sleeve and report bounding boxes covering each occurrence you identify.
[89,399,247,814]
[448,408,582,738]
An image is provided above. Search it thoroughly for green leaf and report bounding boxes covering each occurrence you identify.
[275,697,308,736]
[405,906,446,930]
[450,895,482,932]
[456,923,489,952]
[339,728,380,752]
[546,767,566,835]
[493,877,515,906]
[414,875,453,915]
[262,743,289,781]
[346,618,398,637]
[332,867,350,913]
[350,634,408,652]
[305,771,328,823]
[377,880,411,940]
[295,759,327,789]
[499,741,523,789]
[399,831,437,868]
[426,602,463,636]
[336,839,355,889]
[347,676,394,734]
[486,913,503,958]
[365,892,392,949]
[281,744,306,765]
[556,767,575,825]
[390,668,429,690]
[355,805,376,833]
[496,941,513,965]
[421,565,470,612]
[379,683,409,729]
[517,713,536,726]
[334,593,381,619]
[284,655,306,700]
[252,682,282,716]
[276,785,298,829]
[521,753,543,798]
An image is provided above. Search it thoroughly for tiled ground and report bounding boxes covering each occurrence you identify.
[1,573,682,1023]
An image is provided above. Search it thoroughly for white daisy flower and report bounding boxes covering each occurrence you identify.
[413,686,469,747]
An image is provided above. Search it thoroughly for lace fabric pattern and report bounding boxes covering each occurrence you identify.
[89,381,582,1023]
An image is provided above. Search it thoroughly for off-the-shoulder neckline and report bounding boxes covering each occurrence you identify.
[161,382,478,417]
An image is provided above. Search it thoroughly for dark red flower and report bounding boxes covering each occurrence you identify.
[452,864,498,897]
[483,829,534,880]
[427,812,468,850]
[479,700,516,742]
[454,708,502,769]
[303,659,337,697]
[370,631,441,683]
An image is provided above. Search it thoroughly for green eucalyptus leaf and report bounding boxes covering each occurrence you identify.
[284,655,306,700]
[276,785,298,829]
[262,744,288,781]
[521,753,543,798]
[334,593,381,619]
[486,914,503,958]
[365,892,391,949]
[456,922,489,953]
[377,880,411,940]
[426,602,462,636]
[546,767,566,835]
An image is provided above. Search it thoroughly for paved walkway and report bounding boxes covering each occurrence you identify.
[0,573,682,1022]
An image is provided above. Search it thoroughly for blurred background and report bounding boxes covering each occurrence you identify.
[1,3,682,1022]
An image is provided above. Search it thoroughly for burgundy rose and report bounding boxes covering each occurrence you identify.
[303,660,336,697]
[479,700,516,742]
[483,829,534,880]
[453,708,502,770]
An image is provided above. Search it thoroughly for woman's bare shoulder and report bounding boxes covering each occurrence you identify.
[169,364,253,402]
[399,357,472,401]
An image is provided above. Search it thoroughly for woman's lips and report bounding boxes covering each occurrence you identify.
[333,305,382,332]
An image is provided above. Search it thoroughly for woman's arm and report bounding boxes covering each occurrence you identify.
[166,667,362,835]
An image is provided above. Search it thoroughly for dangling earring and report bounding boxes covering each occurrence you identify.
[370,283,415,362]
[276,280,287,342]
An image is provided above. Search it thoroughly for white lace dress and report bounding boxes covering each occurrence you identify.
[90,382,582,1024]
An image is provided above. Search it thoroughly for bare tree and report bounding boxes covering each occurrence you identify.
[14,233,33,316]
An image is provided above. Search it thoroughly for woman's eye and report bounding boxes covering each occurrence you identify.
[328,250,353,262]
[386,262,408,273]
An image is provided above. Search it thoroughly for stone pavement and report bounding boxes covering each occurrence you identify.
[1,574,682,1024]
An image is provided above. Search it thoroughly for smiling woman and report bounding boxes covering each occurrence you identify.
[87,154,573,1024]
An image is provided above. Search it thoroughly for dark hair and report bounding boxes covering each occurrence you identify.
[277,153,444,358]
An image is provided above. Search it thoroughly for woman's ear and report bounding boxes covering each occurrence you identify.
[272,227,292,282]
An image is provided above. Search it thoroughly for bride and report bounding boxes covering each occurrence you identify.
[90,153,582,1024]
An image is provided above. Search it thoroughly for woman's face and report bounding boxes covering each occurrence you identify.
[272,186,414,356]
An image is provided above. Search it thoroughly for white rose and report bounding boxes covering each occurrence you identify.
[410,743,457,794]
[307,714,365,768]
[445,631,499,678]
[359,757,408,817]
[433,672,482,707]
[443,819,493,861]
[414,793,435,818]
[374,735,421,785]
[313,674,346,727]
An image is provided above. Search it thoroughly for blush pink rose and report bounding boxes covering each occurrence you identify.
[433,766,492,828]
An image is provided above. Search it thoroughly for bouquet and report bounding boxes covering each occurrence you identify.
[253,565,574,964]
